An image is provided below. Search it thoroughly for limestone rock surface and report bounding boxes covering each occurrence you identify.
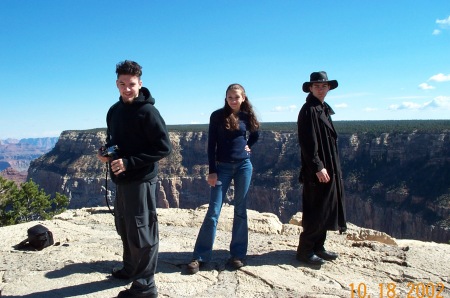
[1,206,449,298]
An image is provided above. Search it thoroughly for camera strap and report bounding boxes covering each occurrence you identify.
[105,163,115,216]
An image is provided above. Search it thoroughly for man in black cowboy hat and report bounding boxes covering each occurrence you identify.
[296,71,347,265]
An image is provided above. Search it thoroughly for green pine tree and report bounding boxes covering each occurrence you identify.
[0,177,69,226]
[0,176,18,224]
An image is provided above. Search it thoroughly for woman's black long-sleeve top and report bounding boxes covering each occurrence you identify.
[208,108,259,174]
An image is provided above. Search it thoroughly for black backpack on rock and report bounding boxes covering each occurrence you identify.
[16,224,54,251]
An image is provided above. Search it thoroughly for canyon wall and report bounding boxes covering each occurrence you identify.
[27,125,450,243]
[0,137,58,172]
[0,137,58,184]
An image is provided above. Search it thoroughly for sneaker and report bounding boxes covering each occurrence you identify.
[187,259,200,274]
[228,257,245,269]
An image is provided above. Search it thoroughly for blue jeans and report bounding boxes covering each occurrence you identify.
[193,159,253,262]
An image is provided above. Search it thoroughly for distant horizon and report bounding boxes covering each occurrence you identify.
[2,119,450,141]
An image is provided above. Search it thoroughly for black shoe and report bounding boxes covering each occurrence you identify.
[117,289,158,298]
[111,267,130,279]
[228,257,245,269]
[296,253,325,265]
[339,226,347,234]
[316,250,338,261]
[186,259,200,274]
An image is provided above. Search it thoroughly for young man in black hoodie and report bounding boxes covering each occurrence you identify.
[97,60,172,298]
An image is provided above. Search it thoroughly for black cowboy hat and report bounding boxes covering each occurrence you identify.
[302,71,338,93]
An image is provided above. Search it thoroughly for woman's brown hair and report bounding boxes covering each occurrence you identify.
[223,84,260,132]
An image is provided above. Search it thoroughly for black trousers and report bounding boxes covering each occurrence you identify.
[297,227,327,257]
[115,177,159,295]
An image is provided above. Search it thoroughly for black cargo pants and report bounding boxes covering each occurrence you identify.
[114,177,159,295]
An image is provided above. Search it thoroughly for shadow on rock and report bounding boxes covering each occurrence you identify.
[246,249,322,270]
[158,249,232,275]
[2,260,128,298]
[45,260,121,278]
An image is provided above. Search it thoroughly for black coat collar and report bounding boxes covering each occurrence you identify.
[306,94,336,134]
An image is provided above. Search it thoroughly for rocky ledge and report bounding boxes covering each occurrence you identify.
[1,206,449,298]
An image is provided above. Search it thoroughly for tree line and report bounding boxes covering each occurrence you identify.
[82,120,450,134]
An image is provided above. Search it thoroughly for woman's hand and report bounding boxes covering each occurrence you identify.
[207,173,218,187]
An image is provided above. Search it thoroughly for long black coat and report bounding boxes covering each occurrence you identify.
[297,94,347,232]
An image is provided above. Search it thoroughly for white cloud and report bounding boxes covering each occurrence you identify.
[418,83,435,90]
[364,107,378,112]
[389,96,450,110]
[273,106,283,112]
[428,73,450,82]
[389,102,422,110]
[272,105,297,112]
[432,29,441,35]
[423,96,450,109]
[334,103,348,108]
[436,16,450,28]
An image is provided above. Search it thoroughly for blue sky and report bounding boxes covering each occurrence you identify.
[1,1,449,139]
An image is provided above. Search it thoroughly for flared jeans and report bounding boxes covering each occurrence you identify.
[193,159,253,262]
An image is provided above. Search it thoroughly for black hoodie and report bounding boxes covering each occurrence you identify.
[105,87,172,183]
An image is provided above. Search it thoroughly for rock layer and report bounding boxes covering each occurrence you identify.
[26,126,450,243]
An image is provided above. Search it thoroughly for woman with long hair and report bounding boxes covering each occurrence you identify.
[187,83,260,274]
